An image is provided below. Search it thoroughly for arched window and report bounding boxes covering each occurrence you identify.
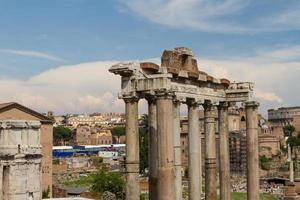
[241,116,246,121]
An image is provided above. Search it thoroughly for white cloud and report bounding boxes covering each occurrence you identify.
[0,49,66,62]
[119,0,300,33]
[0,45,299,116]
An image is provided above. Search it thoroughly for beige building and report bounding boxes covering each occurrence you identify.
[91,129,113,145]
[294,115,300,132]
[74,125,91,145]
[0,102,54,196]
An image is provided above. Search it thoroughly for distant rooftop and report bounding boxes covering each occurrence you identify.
[268,106,300,111]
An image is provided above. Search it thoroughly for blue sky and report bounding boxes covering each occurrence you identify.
[0,0,299,115]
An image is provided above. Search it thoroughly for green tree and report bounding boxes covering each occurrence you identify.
[91,168,125,199]
[284,125,296,137]
[139,114,149,174]
[111,126,126,144]
[53,126,73,145]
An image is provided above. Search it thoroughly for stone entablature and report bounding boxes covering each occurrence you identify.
[0,120,41,156]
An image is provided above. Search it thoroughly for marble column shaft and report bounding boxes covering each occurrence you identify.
[204,103,217,200]
[188,102,201,200]
[173,101,182,200]
[218,102,231,200]
[245,101,260,200]
[148,98,158,200]
[157,95,176,200]
[124,98,140,200]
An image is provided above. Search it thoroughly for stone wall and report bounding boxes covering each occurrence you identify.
[0,120,42,200]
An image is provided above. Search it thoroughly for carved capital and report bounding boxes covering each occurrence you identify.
[186,98,201,108]
[245,101,259,109]
[203,100,216,111]
[218,101,229,111]
[123,96,139,104]
[145,95,157,104]
[155,90,174,100]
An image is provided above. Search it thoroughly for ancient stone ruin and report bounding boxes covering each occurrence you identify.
[109,47,260,200]
[0,120,42,200]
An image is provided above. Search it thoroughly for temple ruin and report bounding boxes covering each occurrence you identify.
[109,47,260,200]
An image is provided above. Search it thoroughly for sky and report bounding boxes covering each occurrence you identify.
[0,0,299,116]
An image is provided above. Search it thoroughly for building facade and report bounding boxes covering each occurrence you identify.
[268,107,300,126]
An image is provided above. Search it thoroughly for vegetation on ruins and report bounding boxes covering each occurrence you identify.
[139,114,149,174]
[111,126,126,143]
[259,155,272,171]
[91,168,125,199]
[284,124,296,137]
[53,125,73,145]
[42,187,50,199]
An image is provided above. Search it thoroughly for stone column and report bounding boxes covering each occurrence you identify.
[173,100,182,200]
[204,102,217,200]
[188,100,201,200]
[124,97,140,200]
[156,94,176,200]
[147,97,158,200]
[0,165,2,200]
[288,144,294,183]
[218,102,231,200]
[245,101,260,200]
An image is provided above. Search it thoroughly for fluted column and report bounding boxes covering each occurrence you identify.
[188,100,201,200]
[124,97,140,200]
[156,94,176,200]
[173,100,182,200]
[147,97,158,200]
[204,102,217,200]
[245,101,260,200]
[218,102,231,200]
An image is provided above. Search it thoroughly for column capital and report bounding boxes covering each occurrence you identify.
[203,100,217,111]
[186,99,201,107]
[245,101,259,108]
[218,102,229,110]
[123,96,139,103]
[155,91,174,100]
[145,95,157,104]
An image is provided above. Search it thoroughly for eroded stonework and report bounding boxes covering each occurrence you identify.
[0,120,42,200]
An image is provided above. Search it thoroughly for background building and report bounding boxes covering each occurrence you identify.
[268,107,300,126]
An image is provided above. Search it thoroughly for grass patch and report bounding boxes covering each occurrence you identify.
[231,192,279,200]
[63,174,94,187]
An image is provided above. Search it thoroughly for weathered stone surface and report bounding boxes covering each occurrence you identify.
[0,120,42,200]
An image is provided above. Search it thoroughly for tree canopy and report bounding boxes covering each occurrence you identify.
[111,126,126,137]
[284,124,296,137]
[53,126,73,145]
[91,168,125,199]
[139,114,149,174]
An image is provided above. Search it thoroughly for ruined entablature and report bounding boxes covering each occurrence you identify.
[109,47,254,103]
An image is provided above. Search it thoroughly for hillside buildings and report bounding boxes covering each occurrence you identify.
[67,113,125,128]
